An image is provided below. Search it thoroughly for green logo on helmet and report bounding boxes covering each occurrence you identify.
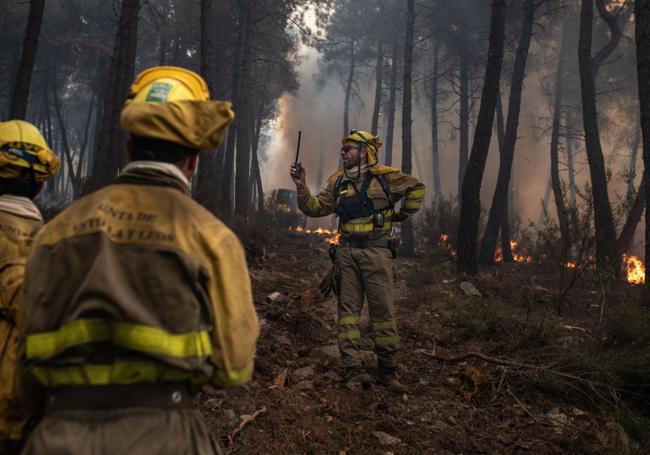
[146,82,173,103]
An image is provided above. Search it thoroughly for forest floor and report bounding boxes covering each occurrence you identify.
[196,227,648,454]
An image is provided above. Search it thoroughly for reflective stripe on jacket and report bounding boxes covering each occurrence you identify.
[20,164,259,390]
[297,164,425,239]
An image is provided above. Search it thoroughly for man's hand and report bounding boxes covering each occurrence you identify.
[290,163,306,187]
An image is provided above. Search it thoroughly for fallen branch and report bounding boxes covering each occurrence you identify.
[227,406,268,446]
[417,350,550,370]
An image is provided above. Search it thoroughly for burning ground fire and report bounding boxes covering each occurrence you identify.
[288,225,340,244]
[437,234,647,284]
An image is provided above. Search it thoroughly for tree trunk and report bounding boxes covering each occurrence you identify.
[566,132,577,212]
[550,19,571,261]
[9,0,45,120]
[343,38,356,137]
[617,170,646,253]
[52,66,78,197]
[625,117,642,208]
[250,103,264,213]
[91,0,140,189]
[636,0,650,302]
[496,93,513,263]
[234,0,255,217]
[370,5,385,135]
[578,0,621,273]
[384,34,400,166]
[479,0,535,265]
[222,4,246,216]
[457,28,469,206]
[400,0,415,256]
[431,40,441,207]
[456,0,507,275]
[195,0,218,211]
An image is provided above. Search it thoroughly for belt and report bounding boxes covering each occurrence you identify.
[340,238,389,249]
[44,383,194,414]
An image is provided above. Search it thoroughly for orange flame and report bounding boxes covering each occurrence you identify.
[288,225,340,245]
[564,261,577,269]
[439,233,456,257]
[623,254,645,285]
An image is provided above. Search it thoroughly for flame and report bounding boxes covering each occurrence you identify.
[623,254,645,285]
[288,225,340,245]
[439,233,456,257]
[564,261,577,269]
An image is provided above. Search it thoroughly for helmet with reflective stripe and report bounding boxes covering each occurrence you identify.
[342,129,383,166]
[0,120,60,182]
[129,66,210,103]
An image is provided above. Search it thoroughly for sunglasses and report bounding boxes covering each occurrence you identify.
[341,144,360,153]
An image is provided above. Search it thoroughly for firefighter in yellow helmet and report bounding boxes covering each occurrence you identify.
[290,130,425,393]
[18,66,259,455]
[0,120,59,453]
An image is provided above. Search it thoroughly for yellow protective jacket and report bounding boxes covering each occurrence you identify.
[0,195,43,444]
[19,161,259,393]
[297,165,425,239]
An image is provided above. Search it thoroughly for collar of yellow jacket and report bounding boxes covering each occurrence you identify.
[0,194,43,222]
[120,161,191,190]
[120,99,235,150]
[327,164,400,183]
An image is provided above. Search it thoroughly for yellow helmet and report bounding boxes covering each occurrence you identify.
[0,120,60,182]
[129,66,210,103]
[342,129,383,166]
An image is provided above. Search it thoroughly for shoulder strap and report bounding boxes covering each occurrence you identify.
[375,174,394,209]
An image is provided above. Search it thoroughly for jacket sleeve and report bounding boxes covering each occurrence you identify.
[296,180,336,217]
[203,227,259,388]
[388,172,426,222]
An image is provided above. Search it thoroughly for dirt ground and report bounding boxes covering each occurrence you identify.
[197,230,639,454]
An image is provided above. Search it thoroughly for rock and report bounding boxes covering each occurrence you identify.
[442,279,456,285]
[294,380,315,390]
[290,365,315,382]
[459,281,482,297]
[265,291,285,303]
[545,408,570,434]
[446,415,458,426]
[372,431,401,446]
[444,376,459,387]
[310,345,340,360]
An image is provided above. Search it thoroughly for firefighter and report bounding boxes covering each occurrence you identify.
[290,130,425,393]
[18,66,259,455]
[0,120,60,453]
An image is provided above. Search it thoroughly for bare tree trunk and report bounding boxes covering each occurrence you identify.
[625,117,642,207]
[9,0,45,120]
[250,103,264,213]
[431,40,441,207]
[566,133,577,212]
[550,19,571,261]
[618,170,646,253]
[195,0,218,211]
[456,0,507,275]
[370,5,385,135]
[343,38,356,137]
[578,0,621,273]
[496,92,513,263]
[400,0,415,256]
[91,0,140,189]
[52,66,78,197]
[384,34,400,166]
[235,0,254,217]
[457,28,469,207]
[479,0,535,265]
[222,5,246,215]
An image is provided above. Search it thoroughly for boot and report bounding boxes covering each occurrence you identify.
[378,369,408,394]
[344,367,373,389]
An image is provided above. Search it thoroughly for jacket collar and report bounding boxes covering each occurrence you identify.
[115,161,191,195]
[0,194,43,222]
